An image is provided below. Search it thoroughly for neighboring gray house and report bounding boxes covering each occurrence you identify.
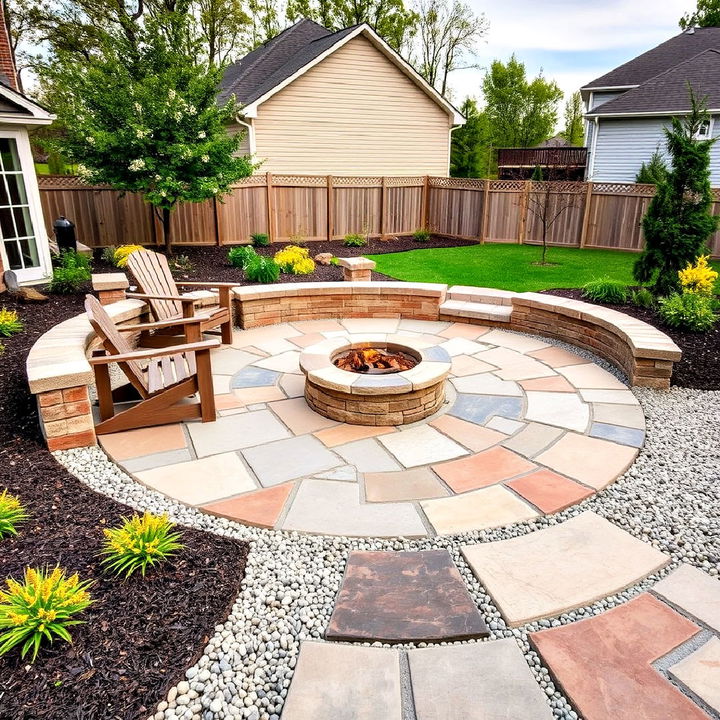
[582,27,720,183]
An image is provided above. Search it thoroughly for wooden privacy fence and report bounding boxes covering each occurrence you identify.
[37,174,720,257]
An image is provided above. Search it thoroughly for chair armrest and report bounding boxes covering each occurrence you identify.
[89,339,221,365]
[178,281,238,289]
[126,292,195,304]
[116,317,205,332]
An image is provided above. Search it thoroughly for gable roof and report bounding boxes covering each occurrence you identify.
[220,19,464,124]
[0,80,54,125]
[583,27,720,90]
[587,49,720,117]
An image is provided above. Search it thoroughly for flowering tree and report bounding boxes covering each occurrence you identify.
[46,18,254,252]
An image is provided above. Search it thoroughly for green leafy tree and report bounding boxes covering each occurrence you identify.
[482,56,563,149]
[47,15,254,252]
[680,0,720,29]
[450,98,492,177]
[635,149,669,185]
[634,90,719,295]
[560,91,584,146]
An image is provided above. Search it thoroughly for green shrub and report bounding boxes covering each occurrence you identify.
[343,233,367,247]
[0,489,27,538]
[228,246,257,269]
[412,228,431,243]
[251,233,270,247]
[0,567,93,661]
[329,256,339,266]
[658,292,717,332]
[244,256,280,284]
[0,308,23,337]
[101,245,117,265]
[631,287,656,309]
[49,251,92,294]
[101,512,183,578]
[581,277,628,304]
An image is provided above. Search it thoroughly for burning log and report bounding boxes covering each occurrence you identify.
[334,347,417,374]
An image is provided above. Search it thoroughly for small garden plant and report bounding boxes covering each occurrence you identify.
[631,287,656,309]
[343,233,367,248]
[244,255,280,284]
[658,292,717,332]
[168,254,194,274]
[274,245,315,275]
[101,512,183,578]
[251,233,270,247]
[0,567,93,661]
[228,246,257,269]
[0,308,23,337]
[581,278,628,304]
[412,228,431,243]
[112,244,144,268]
[49,250,92,294]
[0,489,27,538]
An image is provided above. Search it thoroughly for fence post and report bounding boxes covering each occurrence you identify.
[327,175,333,242]
[380,176,386,238]
[480,179,490,243]
[266,172,274,243]
[579,181,594,248]
[518,181,530,244]
[421,175,430,231]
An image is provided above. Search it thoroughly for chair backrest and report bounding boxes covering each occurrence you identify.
[126,249,183,321]
[85,294,148,396]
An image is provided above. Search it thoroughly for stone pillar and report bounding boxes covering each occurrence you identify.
[337,257,376,282]
[92,273,129,305]
[38,386,96,451]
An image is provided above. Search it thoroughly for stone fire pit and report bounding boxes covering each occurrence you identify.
[299,338,451,426]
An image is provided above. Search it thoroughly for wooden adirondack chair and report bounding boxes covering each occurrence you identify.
[126,249,235,346]
[85,294,219,435]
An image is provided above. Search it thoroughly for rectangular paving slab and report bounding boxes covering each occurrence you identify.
[378,425,468,468]
[669,637,720,714]
[448,394,523,426]
[326,549,488,643]
[461,512,669,626]
[652,563,720,633]
[408,639,554,719]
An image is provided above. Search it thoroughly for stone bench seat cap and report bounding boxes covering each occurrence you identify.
[91,273,130,291]
[337,256,376,270]
[232,281,448,299]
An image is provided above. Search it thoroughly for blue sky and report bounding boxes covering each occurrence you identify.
[447,0,695,104]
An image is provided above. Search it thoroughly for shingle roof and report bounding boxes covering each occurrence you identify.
[590,49,720,115]
[583,27,720,89]
[219,19,357,106]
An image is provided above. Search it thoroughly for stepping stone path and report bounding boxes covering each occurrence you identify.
[461,511,669,626]
[326,550,488,643]
[99,319,647,537]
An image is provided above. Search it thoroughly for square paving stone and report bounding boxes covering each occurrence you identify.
[279,373,305,398]
[530,594,707,720]
[378,425,467,467]
[451,354,497,376]
[254,350,301,374]
[528,345,586,367]
[408,639,554,720]
[201,482,294,528]
[518,376,576,393]
[281,479,427,536]
[230,366,281,389]
[439,337,489,356]
[421,485,538,535]
[429,415,507,452]
[451,373,522,396]
[432,447,537,493]
[558,363,627,389]
[480,329,550,353]
[478,347,555,381]
[187,409,291,457]
[506,469,594,514]
[243,435,342,486]
[209,347,262,375]
[281,641,402,720]
[462,512,669,626]
[314,424,396,447]
[590,422,645,447]
[525,391,590,432]
[335,439,402,472]
[326,550,488,643]
[398,319,451,333]
[592,402,645,429]
[438,323,491,340]
[341,317,400,333]
[448,394,523,426]
[669,637,720,713]
[364,468,449,502]
[502,422,564,458]
[652,564,720,633]
[121,448,192,473]
[486,416,525,434]
[268,397,338,434]
[579,388,637,404]
[230,386,286,406]
[99,423,187,461]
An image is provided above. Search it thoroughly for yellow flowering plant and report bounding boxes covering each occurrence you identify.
[273,245,315,275]
[0,308,23,337]
[113,245,144,268]
[0,489,28,538]
[678,255,718,296]
[101,512,183,578]
[0,566,93,661]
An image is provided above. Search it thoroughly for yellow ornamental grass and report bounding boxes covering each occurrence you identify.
[0,566,93,661]
[113,245,145,268]
[0,489,27,538]
[678,255,718,296]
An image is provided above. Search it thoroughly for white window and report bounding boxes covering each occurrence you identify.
[694,117,714,140]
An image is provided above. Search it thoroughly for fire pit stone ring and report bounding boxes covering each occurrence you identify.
[299,337,451,426]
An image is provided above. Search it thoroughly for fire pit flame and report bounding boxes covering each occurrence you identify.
[334,347,418,375]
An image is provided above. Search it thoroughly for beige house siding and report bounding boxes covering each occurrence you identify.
[228,124,251,156]
[247,35,453,176]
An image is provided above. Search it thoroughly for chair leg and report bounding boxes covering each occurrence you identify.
[94,364,115,421]
[221,318,233,344]
[195,348,216,422]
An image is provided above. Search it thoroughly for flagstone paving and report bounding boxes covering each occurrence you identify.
[669,637,720,713]
[98,319,647,537]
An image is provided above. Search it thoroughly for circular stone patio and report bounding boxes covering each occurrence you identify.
[98,318,646,537]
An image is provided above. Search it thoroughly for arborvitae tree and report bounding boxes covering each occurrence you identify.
[635,149,669,185]
[634,90,719,295]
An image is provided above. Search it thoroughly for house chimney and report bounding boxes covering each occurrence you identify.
[0,0,18,90]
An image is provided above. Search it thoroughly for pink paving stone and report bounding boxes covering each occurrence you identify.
[432,446,536,494]
[451,354,498,376]
[201,482,295,528]
[429,415,507,452]
[506,469,594,514]
[438,323,491,340]
[531,593,707,720]
[288,332,328,348]
[313,424,396,447]
[214,393,246,410]
[231,386,287,405]
[528,346,587,367]
[99,424,187,461]
[519,376,576,393]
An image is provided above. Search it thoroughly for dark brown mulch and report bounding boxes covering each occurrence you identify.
[543,289,720,391]
[0,294,248,720]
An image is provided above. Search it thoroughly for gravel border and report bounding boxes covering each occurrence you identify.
[56,333,720,720]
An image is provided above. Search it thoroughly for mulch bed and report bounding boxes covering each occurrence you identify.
[0,293,248,720]
[543,289,720,391]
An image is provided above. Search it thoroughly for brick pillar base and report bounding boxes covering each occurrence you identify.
[337,256,376,282]
[38,386,96,451]
[92,272,129,305]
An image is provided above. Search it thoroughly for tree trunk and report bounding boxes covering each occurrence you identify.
[162,206,173,255]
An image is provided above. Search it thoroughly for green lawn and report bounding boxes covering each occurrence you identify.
[367,243,660,292]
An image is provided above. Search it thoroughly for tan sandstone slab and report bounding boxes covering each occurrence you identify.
[461,511,669,626]
[364,468,449,502]
[592,402,645,429]
[421,485,538,535]
[669,637,720,713]
[652,563,720,633]
[282,641,402,720]
[429,415,507,452]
